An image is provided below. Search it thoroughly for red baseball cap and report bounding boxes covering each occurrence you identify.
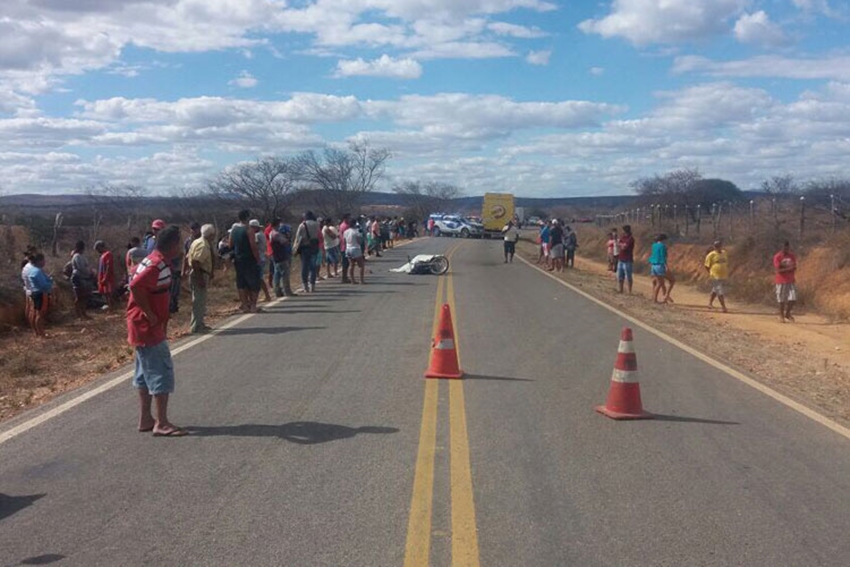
[151,219,166,230]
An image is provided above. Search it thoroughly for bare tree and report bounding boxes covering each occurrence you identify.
[393,180,462,221]
[87,183,148,235]
[208,156,298,221]
[295,141,391,217]
[761,174,798,197]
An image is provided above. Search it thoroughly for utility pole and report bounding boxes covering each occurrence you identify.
[799,196,806,238]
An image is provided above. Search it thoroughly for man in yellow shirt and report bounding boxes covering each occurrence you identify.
[704,240,729,313]
[188,224,216,333]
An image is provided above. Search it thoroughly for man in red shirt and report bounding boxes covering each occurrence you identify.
[773,240,798,323]
[264,217,278,287]
[128,225,187,436]
[339,213,351,283]
[617,224,635,294]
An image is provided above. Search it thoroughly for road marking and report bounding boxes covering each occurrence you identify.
[0,239,433,446]
[446,250,481,567]
[517,254,850,442]
[404,266,446,567]
[403,378,440,567]
[0,299,289,445]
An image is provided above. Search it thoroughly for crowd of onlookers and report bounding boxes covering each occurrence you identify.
[527,219,801,322]
[18,211,419,339]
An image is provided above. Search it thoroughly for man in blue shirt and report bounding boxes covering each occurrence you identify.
[538,222,551,267]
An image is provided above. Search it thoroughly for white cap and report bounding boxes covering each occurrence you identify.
[249,219,261,228]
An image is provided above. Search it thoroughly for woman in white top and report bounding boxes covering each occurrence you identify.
[322,218,341,279]
[343,224,365,284]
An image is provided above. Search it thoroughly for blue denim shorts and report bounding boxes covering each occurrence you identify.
[133,341,175,395]
[617,261,634,281]
[650,264,666,277]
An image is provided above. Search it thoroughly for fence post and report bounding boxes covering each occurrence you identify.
[772,197,778,231]
[696,204,701,235]
[728,201,734,240]
[799,196,806,238]
[831,194,836,234]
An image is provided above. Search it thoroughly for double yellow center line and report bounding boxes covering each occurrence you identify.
[404,244,480,567]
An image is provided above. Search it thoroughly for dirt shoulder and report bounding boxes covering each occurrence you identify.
[517,239,850,428]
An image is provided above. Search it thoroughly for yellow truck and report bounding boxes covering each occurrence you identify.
[482,192,515,237]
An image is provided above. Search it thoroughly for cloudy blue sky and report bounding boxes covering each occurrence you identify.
[1,0,848,197]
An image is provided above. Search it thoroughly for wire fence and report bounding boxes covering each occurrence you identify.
[595,194,847,243]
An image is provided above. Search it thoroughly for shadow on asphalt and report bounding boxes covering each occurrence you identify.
[19,554,66,565]
[0,493,45,521]
[186,422,400,444]
[649,414,740,425]
[463,374,535,382]
[217,326,326,336]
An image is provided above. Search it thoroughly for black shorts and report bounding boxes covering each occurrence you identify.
[32,292,45,311]
[234,259,261,291]
[504,241,516,254]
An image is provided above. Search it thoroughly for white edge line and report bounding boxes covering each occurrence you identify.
[516,253,850,442]
[0,297,287,446]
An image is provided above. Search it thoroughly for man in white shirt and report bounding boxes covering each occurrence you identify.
[501,220,520,263]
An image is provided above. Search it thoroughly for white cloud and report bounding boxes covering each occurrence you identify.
[579,0,746,45]
[526,50,551,65]
[488,22,547,38]
[334,55,423,79]
[733,11,790,48]
[228,70,258,88]
[673,54,850,81]
[412,41,515,60]
[590,66,605,76]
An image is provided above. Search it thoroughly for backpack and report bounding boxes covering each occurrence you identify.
[62,261,73,280]
[300,223,320,254]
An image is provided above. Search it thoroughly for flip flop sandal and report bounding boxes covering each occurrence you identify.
[152,428,189,437]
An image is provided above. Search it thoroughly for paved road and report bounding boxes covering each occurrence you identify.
[1,237,849,566]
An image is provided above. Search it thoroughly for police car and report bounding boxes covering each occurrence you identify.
[429,214,484,238]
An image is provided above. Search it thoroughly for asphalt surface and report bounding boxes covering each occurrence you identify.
[1,237,849,566]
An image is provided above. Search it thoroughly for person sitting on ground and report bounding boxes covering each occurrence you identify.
[501,219,520,263]
[26,253,53,338]
[70,240,95,319]
[774,240,798,323]
[95,240,116,311]
[704,240,729,313]
[128,225,187,437]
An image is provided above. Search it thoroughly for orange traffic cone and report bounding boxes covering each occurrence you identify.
[425,304,464,379]
[596,327,653,420]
